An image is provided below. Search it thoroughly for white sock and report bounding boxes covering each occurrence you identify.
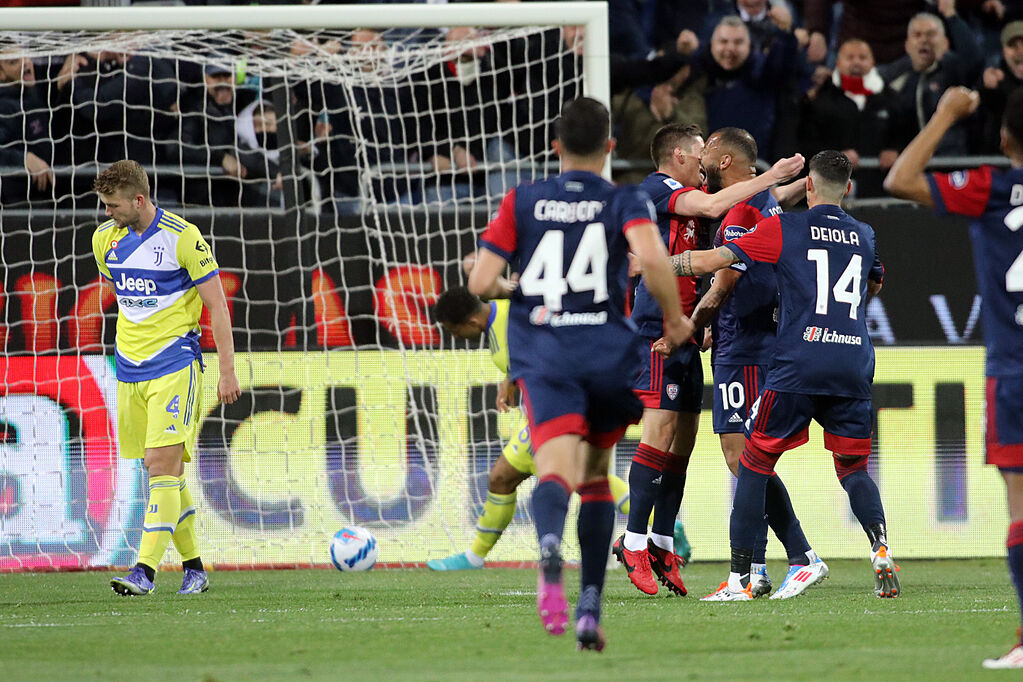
[464,550,485,568]
[728,571,749,591]
[649,532,673,552]
[806,549,820,564]
[751,562,767,576]
[624,530,648,552]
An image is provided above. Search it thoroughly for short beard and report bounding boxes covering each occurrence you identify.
[705,166,723,193]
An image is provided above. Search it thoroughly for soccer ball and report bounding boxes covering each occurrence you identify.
[329,526,378,571]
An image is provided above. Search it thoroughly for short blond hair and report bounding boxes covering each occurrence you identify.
[94,160,150,198]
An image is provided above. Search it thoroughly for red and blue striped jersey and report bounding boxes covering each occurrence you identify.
[711,189,782,366]
[479,170,652,378]
[927,165,1023,377]
[630,171,707,338]
[724,205,885,398]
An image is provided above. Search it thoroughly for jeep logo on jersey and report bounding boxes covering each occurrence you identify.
[115,273,158,295]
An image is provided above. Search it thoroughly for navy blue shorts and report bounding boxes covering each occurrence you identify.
[746,389,872,456]
[988,376,1023,469]
[633,340,703,413]
[712,363,766,434]
[517,372,644,452]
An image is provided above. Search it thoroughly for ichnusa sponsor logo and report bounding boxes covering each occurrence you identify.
[803,326,863,345]
[529,306,608,327]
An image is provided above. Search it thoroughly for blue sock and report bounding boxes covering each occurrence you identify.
[1008,521,1023,630]
[753,521,769,565]
[765,474,812,565]
[625,443,666,535]
[531,475,571,545]
[837,467,885,534]
[576,478,615,619]
[729,463,770,554]
[651,454,687,537]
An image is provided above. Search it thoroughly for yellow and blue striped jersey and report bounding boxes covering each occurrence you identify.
[92,208,219,382]
[486,299,510,374]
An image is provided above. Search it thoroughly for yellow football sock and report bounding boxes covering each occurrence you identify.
[171,477,201,562]
[468,491,517,559]
[137,475,181,570]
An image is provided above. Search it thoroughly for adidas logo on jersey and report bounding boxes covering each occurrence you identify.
[164,425,177,434]
[728,412,743,424]
[652,475,663,485]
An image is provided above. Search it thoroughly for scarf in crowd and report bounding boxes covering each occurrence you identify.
[833,67,884,110]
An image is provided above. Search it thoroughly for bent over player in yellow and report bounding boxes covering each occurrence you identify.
[427,286,687,570]
[93,161,242,595]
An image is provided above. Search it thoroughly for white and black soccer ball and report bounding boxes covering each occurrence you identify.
[329,526,378,571]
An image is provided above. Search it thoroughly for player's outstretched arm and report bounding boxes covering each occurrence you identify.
[669,247,741,278]
[674,154,805,219]
[627,221,694,351]
[884,87,980,206]
[196,276,242,405]
[770,177,807,209]
[468,249,513,300]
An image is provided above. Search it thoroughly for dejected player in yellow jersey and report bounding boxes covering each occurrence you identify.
[427,285,690,570]
[93,160,242,595]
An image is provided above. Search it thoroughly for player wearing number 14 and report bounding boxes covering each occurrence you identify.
[677,151,898,601]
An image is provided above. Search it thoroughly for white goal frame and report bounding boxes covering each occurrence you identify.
[2,2,610,164]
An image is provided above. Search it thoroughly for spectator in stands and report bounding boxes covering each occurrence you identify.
[609,0,712,61]
[179,63,267,205]
[977,21,1023,153]
[612,60,707,184]
[800,38,898,195]
[701,0,801,55]
[69,52,180,166]
[321,28,414,211]
[881,11,983,156]
[803,0,928,66]
[0,51,82,202]
[691,15,798,161]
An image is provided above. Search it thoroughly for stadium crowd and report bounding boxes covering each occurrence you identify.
[2,0,1023,208]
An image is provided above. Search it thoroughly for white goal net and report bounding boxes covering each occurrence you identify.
[0,4,607,570]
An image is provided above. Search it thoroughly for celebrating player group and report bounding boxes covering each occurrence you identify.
[454,89,1023,662]
[92,86,1023,666]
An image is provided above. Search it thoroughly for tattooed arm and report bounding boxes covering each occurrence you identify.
[669,247,741,277]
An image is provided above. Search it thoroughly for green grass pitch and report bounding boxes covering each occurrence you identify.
[1,559,1019,680]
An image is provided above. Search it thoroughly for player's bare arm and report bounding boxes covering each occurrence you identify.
[627,220,695,353]
[771,177,808,210]
[868,279,883,296]
[884,87,980,206]
[690,267,741,330]
[196,275,242,405]
[495,375,518,413]
[674,154,805,218]
[467,249,513,300]
[669,246,740,278]
[463,250,517,296]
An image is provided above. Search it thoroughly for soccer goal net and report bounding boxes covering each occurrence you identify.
[0,3,613,570]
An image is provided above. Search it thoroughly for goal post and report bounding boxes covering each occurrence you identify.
[0,3,610,115]
[0,2,616,572]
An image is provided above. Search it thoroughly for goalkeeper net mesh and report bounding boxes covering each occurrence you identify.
[0,24,589,570]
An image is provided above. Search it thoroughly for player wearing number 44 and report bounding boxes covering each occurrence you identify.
[91,160,242,596]
[672,150,899,602]
[884,86,1023,670]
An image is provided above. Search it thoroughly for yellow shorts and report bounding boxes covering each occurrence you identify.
[502,415,535,476]
[117,360,202,462]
